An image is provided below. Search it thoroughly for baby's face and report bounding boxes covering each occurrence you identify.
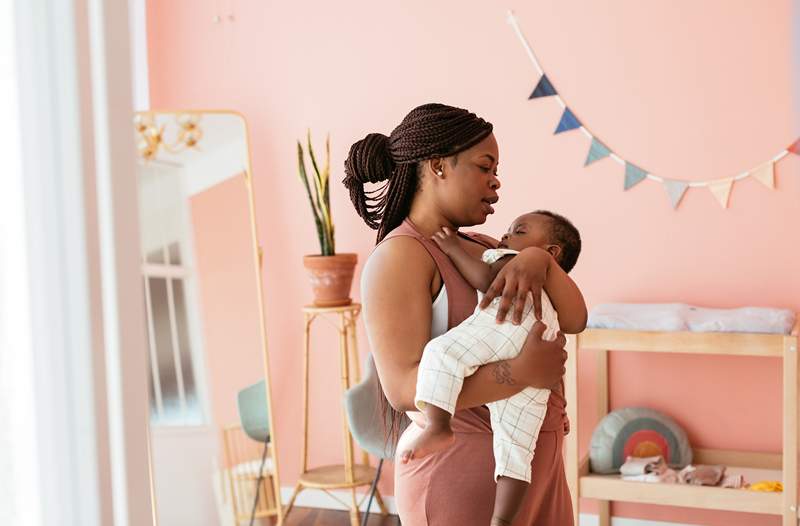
[498,213,553,252]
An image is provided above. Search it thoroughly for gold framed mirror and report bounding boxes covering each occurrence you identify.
[134,110,282,526]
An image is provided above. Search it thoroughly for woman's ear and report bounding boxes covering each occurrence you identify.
[546,244,562,261]
[428,158,445,178]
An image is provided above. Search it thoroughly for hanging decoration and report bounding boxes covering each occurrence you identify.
[506,11,798,209]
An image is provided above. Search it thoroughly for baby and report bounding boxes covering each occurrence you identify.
[401,210,581,526]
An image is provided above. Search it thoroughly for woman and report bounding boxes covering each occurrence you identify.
[343,103,586,525]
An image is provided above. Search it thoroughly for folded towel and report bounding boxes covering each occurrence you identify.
[588,303,796,335]
[588,303,689,332]
[686,306,795,335]
[620,455,667,476]
[620,455,679,483]
[622,469,678,484]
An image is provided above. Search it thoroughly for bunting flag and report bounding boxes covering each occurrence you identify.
[506,10,798,210]
[624,162,647,190]
[708,179,733,208]
[555,107,581,134]
[750,161,775,189]
[585,138,611,166]
[664,179,689,208]
[529,74,557,99]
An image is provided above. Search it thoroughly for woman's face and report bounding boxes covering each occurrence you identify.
[434,133,501,227]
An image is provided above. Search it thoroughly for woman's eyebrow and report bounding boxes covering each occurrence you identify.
[479,153,497,163]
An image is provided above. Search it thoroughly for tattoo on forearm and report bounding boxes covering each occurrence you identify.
[492,362,516,385]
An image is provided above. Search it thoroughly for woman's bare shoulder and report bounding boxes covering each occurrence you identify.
[363,236,436,283]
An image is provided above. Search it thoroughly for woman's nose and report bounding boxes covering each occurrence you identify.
[490,174,500,190]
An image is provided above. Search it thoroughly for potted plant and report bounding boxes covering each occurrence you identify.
[297,131,357,307]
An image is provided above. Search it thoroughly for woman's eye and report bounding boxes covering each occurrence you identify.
[479,165,491,172]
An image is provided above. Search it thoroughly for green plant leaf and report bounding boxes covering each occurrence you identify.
[306,131,334,254]
[297,141,327,254]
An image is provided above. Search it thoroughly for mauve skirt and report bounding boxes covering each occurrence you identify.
[394,396,573,526]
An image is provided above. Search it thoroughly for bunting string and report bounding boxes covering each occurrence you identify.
[506,10,797,209]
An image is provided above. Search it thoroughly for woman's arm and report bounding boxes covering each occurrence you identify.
[430,227,494,292]
[480,246,587,333]
[362,237,567,412]
[456,321,567,408]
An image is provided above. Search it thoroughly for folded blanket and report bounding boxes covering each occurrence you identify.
[587,303,689,332]
[620,455,667,476]
[588,303,795,335]
[686,306,795,335]
[620,455,679,483]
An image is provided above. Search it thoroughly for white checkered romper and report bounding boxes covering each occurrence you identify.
[414,248,560,483]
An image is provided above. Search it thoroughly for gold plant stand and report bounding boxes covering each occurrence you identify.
[283,303,388,526]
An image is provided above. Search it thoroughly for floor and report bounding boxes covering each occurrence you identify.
[282,507,400,525]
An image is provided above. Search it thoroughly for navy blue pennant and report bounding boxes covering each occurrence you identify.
[529,74,557,99]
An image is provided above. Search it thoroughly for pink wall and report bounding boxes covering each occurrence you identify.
[148,1,798,524]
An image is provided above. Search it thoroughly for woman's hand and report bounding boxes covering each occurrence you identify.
[479,247,551,324]
[512,321,567,389]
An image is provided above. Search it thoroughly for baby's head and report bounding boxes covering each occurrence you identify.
[498,210,581,272]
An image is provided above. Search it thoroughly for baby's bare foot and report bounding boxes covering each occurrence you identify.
[400,424,455,463]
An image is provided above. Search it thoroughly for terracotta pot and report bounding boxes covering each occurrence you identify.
[302,253,358,307]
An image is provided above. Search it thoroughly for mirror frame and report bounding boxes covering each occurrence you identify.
[135,109,283,525]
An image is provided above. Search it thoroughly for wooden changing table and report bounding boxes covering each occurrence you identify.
[564,319,799,526]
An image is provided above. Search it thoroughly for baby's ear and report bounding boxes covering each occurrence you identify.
[546,244,562,261]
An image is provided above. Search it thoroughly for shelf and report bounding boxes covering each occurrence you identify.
[576,449,786,515]
[579,328,791,357]
[566,320,798,525]
[579,470,783,515]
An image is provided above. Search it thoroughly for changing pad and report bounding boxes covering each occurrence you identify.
[588,303,796,335]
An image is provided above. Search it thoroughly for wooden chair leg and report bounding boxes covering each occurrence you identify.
[282,482,302,520]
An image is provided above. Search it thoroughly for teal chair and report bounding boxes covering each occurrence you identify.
[344,354,408,525]
[238,380,270,443]
[237,380,271,526]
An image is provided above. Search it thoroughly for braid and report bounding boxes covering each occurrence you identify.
[343,103,493,242]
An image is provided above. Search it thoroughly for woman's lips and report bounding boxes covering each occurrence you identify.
[481,197,497,215]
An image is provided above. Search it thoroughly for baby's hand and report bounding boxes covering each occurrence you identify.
[431,226,460,255]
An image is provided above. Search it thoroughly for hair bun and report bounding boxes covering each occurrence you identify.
[343,133,395,230]
[344,133,394,185]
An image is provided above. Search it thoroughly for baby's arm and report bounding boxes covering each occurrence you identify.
[431,227,509,292]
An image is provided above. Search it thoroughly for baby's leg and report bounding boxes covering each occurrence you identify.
[399,403,454,463]
[406,302,534,463]
[488,387,551,524]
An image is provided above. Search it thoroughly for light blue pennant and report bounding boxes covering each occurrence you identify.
[584,137,611,166]
[624,162,647,190]
[664,179,689,208]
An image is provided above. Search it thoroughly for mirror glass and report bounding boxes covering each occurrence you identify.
[135,111,281,526]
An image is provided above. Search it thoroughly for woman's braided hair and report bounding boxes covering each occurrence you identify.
[343,103,493,242]
[343,104,493,448]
